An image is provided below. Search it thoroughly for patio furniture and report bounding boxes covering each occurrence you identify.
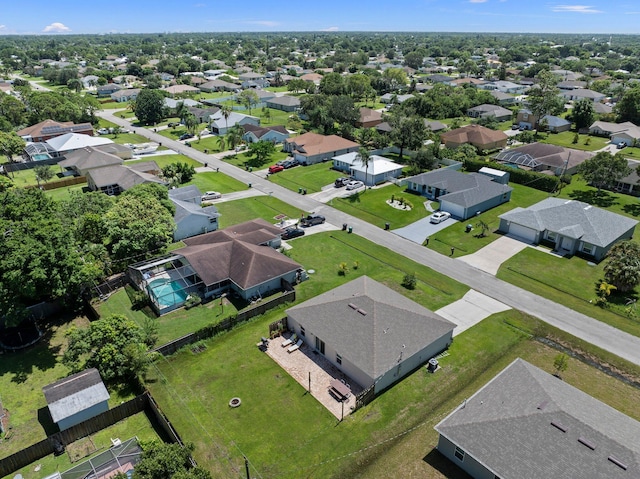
[281,333,297,348]
[329,379,351,401]
[287,338,303,353]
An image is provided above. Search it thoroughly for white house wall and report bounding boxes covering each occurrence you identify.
[174,215,218,242]
[437,435,496,479]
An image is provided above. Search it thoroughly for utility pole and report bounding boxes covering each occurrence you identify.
[244,456,250,479]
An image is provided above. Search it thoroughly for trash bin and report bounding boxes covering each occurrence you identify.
[298,187,302,194]
[248,183,252,188]
[465,224,473,233]
[348,226,353,234]
[427,358,438,372]
[384,222,390,231]
[342,223,347,231]
[303,189,307,195]
[249,167,253,172]
[204,162,208,168]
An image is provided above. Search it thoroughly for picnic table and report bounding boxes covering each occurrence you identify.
[329,379,351,401]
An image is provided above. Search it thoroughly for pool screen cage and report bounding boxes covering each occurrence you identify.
[59,437,142,479]
[494,149,540,169]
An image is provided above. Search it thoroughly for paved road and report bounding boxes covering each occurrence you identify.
[98,110,640,367]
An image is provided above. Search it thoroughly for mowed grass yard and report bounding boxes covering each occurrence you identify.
[214,195,306,229]
[144,305,640,479]
[267,162,345,194]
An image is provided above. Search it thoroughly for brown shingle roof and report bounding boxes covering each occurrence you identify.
[440,124,507,149]
[17,119,93,139]
[285,132,359,157]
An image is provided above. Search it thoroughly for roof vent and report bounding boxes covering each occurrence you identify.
[357,309,367,316]
[348,303,357,310]
[550,421,568,433]
[608,455,628,471]
[537,400,548,410]
[578,437,596,450]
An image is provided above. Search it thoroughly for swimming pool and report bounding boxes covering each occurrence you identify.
[147,278,189,309]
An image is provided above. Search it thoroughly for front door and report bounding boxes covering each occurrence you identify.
[315,337,325,355]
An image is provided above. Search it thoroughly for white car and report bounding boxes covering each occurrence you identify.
[201,191,222,201]
[346,180,364,190]
[429,211,451,224]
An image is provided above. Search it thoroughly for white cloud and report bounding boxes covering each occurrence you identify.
[551,5,602,13]
[469,0,488,3]
[321,26,339,31]
[243,20,279,27]
[42,22,71,33]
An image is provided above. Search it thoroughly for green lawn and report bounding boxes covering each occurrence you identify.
[428,182,550,256]
[183,171,248,194]
[45,183,87,202]
[538,131,609,151]
[214,196,306,228]
[184,135,225,154]
[222,150,289,169]
[99,101,129,110]
[267,161,344,194]
[331,184,431,229]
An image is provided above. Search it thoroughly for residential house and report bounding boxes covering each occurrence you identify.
[168,186,220,241]
[110,88,140,103]
[96,83,121,97]
[242,79,270,89]
[614,159,640,195]
[611,124,640,147]
[43,368,110,431]
[425,74,454,84]
[380,93,414,104]
[163,98,201,111]
[300,72,323,85]
[557,80,588,90]
[540,114,572,133]
[451,78,486,87]
[164,84,201,96]
[480,80,528,94]
[332,152,405,186]
[284,132,360,165]
[242,124,289,144]
[209,111,260,135]
[498,198,637,260]
[199,79,241,93]
[515,108,538,130]
[17,119,94,143]
[128,219,304,314]
[424,120,447,133]
[80,75,99,89]
[466,104,513,122]
[403,169,513,220]
[58,147,124,176]
[266,95,300,112]
[435,358,640,479]
[560,88,606,103]
[252,89,276,102]
[86,162,165,195]
[495,143,593,175]
[355,107,383,128]
[593,102,613,115]
[44,133,114,158]
[188,106,220,124]
[489,90,518,105]
[589,120,636,137]
[238,72,265,82]
[285,276,455,395]
[440,125,508,150]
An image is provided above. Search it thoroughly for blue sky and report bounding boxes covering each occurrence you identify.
[1,1,639,34]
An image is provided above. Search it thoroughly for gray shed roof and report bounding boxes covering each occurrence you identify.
[173,198,219,224]
[286,276,455,381]
[435,358,640,479]
[499,198,638,247]
[43,368,110,423]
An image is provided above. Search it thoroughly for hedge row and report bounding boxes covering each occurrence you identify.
[463,157,560,193]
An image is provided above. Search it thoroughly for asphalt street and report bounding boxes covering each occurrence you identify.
[99,110,640,367]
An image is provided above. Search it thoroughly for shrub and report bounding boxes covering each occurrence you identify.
[402,273,417,290]
[184,294,202,309]
[338,262,349,276]
[131,290,150,310]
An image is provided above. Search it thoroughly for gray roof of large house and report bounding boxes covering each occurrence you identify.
[173,198,219,224]
[242,123,289,139]
[164,98,201,109]
[169,185,202,203]
[499,198,638,247]
[424,120,447,132]
[495,142,593,172]
[467,104,513,118]
[541,114,571,128]
[87,164,165,190]
[286,276,455,381]
[58,147,123,172]
[405,169,512,208]
[560,88,604,100]
[620,159,640,186]
[210,112,259,129]
[43,368,109,423]
[435,358,640,479]
[266,95,301,107]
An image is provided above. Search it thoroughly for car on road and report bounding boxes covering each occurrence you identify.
[179,133,194,140]
[300,214,326,227]
[334,177,349,187]
[281,227,305,240]
[201,191,222,201]
[346,180,364,190]
[268,164,285,173]
[429,211,452,224]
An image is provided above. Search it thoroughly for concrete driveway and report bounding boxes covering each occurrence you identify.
[457,235,529,275]
[436,289,512,337]
[393,216,457,244]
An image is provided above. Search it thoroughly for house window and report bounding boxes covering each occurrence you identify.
[454,446,465,461]
[315,337,325,355]
[336,353,342,365]
[546,231,556,242]
[209,218,217,224]
[300,327,305,337]
[582,243,594,255]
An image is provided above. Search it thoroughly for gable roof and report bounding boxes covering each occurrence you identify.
[406,169,512,208]
[58,146,123,172]
[357,107,383,124]
[178,219,300,289]
[110,88,140,99]
[589,121,637,134]
[172,198,219,224]
[467,104,513,118]
[168,185,202,203]
[332,152,405,174]
[242,123,289,139]
[209,111,259,129]
[17,119,93,139]
[499,198,638,247]
[424,120,447,132]
[435,358,640,479]
[266,95,300,107]
[440,124,507,148]
[87,164,165,190]
[43,368,109,423]
[286,276,455,380]
[285,132,359,157]
[46,133,114,152]
[164,84,201,95]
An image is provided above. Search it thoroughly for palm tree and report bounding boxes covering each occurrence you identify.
[226,124,245,151]
[175,101,189,123]
[220,104,232,133]
[216,135,227,152]
[356,147,372,190]
[184,113,199,135]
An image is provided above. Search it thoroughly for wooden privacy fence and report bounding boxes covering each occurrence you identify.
[154,289,295,357]
[0,391,186,478]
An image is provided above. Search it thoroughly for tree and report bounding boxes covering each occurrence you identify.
[389,113,428,159]
[220,104,233,132]
[527,70,564,119]
[571,97,595,130]
[355,147,371,189]
[246,140,276,168]
[319,72,346,95]
[238,89,259,115]
[604,240,640,292]
[183,113,199,135]
[34,165,54,185]
[553,353,569,378]
[225,124,245,151]
[162,162,196,186]
[134,442,210,479]
[134,88,166,125]
[63,314,152,382]
[615,86,640,124]
[577,151,631,192]
[67,78,82,93]
[0,131,25,162]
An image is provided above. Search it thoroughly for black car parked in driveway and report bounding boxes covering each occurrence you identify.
[281,227,305,240]
[300,214,326,227]
[334,177,349,187]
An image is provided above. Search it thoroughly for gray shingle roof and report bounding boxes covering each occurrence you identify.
[43,368,109,423]
[169,185,202,203]
[286,276,455,380]
[499,198,638,247]
[435,358,640,479]
[266,95,300,107]
[87,164,165,190]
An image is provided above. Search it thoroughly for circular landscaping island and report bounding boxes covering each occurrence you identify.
[229,397,242,408]
[386,199,413,211]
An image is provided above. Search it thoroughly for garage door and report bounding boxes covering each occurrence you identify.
[440,201,464,220]
[507,223,537,243]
